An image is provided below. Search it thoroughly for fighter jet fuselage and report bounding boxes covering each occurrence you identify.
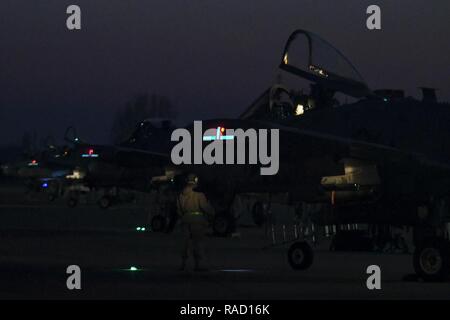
[174,29,450,228]
[290,98,450,162]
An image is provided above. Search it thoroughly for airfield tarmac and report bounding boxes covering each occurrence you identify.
[0,188,449,300]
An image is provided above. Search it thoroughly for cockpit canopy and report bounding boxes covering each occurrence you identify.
[280,30,371,98]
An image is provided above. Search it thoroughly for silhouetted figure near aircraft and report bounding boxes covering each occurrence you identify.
[177,174,215,271]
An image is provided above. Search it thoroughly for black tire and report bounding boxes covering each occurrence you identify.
[151,215,166,232]
[288,241,314,270]
[67,197,78,208]
[252,202,266,227]
[413,238,450,282]
[98,196,111,209]
[213,214,233,237]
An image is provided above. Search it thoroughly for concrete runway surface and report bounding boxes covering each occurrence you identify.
[0,197,449,300]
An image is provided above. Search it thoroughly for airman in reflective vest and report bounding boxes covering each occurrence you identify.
[177,173,215,271]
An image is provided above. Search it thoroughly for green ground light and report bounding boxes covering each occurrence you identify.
[117,266,145,272]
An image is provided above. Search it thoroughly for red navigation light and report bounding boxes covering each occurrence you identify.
[88,148,94,155]
[31,160,37,164]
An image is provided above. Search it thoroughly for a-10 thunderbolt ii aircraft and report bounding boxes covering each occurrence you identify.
[6,29,448,281]
[0,136,76,198]
[176,29,450,281]
[55,120,176,208]
[1,120,176,209]
[1,120,183,233]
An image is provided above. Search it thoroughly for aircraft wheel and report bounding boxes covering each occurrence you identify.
[98,196,111,209]
[413,238,450,282]
[288,241,314,270]
[213,214,233,237]
[67,197,78,208]
[151,215,166,232]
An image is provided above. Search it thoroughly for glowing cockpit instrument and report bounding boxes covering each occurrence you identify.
[81,148,99,158]
[203,127,235,141]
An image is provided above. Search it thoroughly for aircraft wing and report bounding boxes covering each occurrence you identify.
[274,121,450,170]
[269,122,450,196]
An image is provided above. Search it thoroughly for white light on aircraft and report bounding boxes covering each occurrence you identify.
[283,53,288,65]
[66,169,85,180]
[295,104,304,116]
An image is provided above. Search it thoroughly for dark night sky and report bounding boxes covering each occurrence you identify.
[0,0,449,146]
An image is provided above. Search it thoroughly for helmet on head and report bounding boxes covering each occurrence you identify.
[186,173,199,185]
